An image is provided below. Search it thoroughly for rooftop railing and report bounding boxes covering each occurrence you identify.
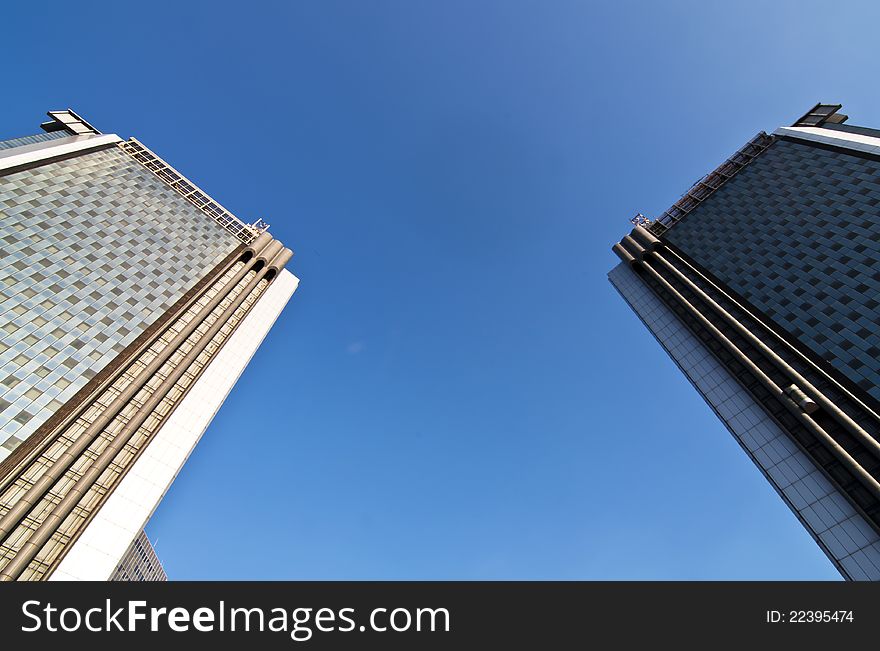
[118,138,269,245]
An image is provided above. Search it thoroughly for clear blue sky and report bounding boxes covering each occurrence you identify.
[4,0,878,579]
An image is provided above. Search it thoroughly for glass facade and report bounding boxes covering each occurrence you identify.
[609,263,880,580]
[109,530,166,581]
[0,111,297,582]
[663,138,880,404]
[0,259,268,580]
[0,144,240,460]
[610,105,880,579]
[50,269,299,581]
[0,131,69,152]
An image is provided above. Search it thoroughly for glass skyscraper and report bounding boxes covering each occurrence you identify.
[0,110,298,580]
[609,103,880,580]
[110,530,167,582]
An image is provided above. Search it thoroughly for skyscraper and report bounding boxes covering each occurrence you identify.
[609,103,880,581]
[0,110,298,581]
[109,530,167,582]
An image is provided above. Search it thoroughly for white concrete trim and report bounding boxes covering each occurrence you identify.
[0,133,122,172]
[50,269,299,581]
[774,126,880,157]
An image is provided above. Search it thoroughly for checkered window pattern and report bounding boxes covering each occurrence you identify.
[0,145,239,459]
[665,138,880,404]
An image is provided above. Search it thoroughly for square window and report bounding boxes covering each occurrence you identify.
[1,436,23,451]
[13,410,34,425]
[1,375,20,389]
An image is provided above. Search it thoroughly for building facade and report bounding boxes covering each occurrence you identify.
[0,110,298,581]
[609,104,880,580]
[109,530,167,582]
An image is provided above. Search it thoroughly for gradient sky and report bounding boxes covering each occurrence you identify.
[4,0,880,579]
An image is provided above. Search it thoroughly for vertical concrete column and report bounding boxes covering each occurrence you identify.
[1,240,295,581]
[0,237,276,546]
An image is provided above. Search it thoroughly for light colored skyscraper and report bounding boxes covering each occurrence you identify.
[109,530,167,582]
[0,110,298,581]
[610,104,880,580]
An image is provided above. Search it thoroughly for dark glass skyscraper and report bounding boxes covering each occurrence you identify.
[609,104,880,580]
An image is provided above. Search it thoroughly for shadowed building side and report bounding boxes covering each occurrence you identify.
[609,104,880,580]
